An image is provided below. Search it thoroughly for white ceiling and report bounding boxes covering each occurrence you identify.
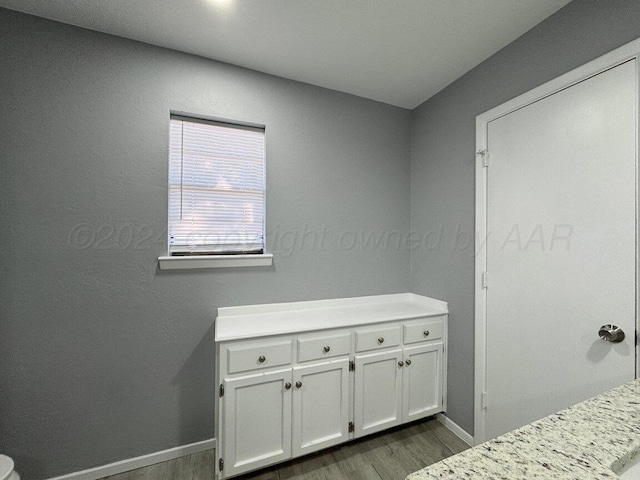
[0,0,572,109]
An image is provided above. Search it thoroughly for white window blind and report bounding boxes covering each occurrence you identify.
[168,115,266,255]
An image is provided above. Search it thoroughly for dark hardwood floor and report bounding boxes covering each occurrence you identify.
[101,417,469,480]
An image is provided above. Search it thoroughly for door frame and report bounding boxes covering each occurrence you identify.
[474,38,640,445]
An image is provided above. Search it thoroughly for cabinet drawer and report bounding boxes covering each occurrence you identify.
[355,326,400,352]
[404,317,444,345]
[297,333,351,362]
[226,340,292,374]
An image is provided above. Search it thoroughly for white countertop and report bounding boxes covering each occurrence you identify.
[407,379,640,480]
[215,293,448,342]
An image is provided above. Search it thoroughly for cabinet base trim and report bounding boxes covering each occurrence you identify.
[46,438,216,480]
[436,413,473,446]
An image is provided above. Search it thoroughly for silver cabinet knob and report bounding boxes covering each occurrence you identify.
[285,382,292,390]
[323,345,331,353]
[258,355,266,363]
[599,324,625,343]
[398,361,404,367]
[406,359,412,366]
[424,330,430,337]
[378,337,384,344]
[295,381,302,389]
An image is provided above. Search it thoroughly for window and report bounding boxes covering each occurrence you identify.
[164,114,268,267]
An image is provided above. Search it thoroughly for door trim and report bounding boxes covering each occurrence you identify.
[474,38,640,445]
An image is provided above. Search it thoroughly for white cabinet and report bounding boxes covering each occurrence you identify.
[353,341,444,438]
[402,342,443,421]
[292,359,350,457]
[215,293,448,479]
[221,370,292,478]
[354,349,403,437]
[225,340,292,374]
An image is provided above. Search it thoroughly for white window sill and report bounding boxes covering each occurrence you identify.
[158,254,273,270]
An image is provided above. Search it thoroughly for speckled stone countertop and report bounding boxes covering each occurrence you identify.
[408,379,640,479]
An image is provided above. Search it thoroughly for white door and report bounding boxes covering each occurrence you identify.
[292,359,350,457]
[481,59,637,441]
[222,370,292,477]
[354,349,403,437]
[402,343,443,422]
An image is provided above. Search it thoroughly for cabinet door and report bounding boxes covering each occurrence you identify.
[221,370,292,478]
[292,359,350,457]
[354,349,403,438]
[402,342,443,422]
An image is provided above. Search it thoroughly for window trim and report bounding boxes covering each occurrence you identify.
[159,112,271,270]
[158,253,273,270]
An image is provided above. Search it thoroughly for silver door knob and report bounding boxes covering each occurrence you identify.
[378,337,384,344]
[323,346,331,353]
[405,359,412,366]
[598,324,625,343]
[424,330,430,337]
[295,381,302,388]
[398,361,404,367]
[285,382,292,390]
[258,355,266,363]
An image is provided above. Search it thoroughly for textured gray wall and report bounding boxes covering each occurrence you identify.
[410,0,640,436]
[0,9,411,479]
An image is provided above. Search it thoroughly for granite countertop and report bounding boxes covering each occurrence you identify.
[408,379,640,479]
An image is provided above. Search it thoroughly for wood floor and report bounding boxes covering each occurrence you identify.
[100,418,469,480]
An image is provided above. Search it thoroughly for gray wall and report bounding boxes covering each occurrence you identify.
[410,0,640,436]
[6,0,640,477]
[0,9,411,479]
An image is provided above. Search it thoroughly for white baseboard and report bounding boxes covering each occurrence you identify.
[436,413,474,446]
[47,438,216,480]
